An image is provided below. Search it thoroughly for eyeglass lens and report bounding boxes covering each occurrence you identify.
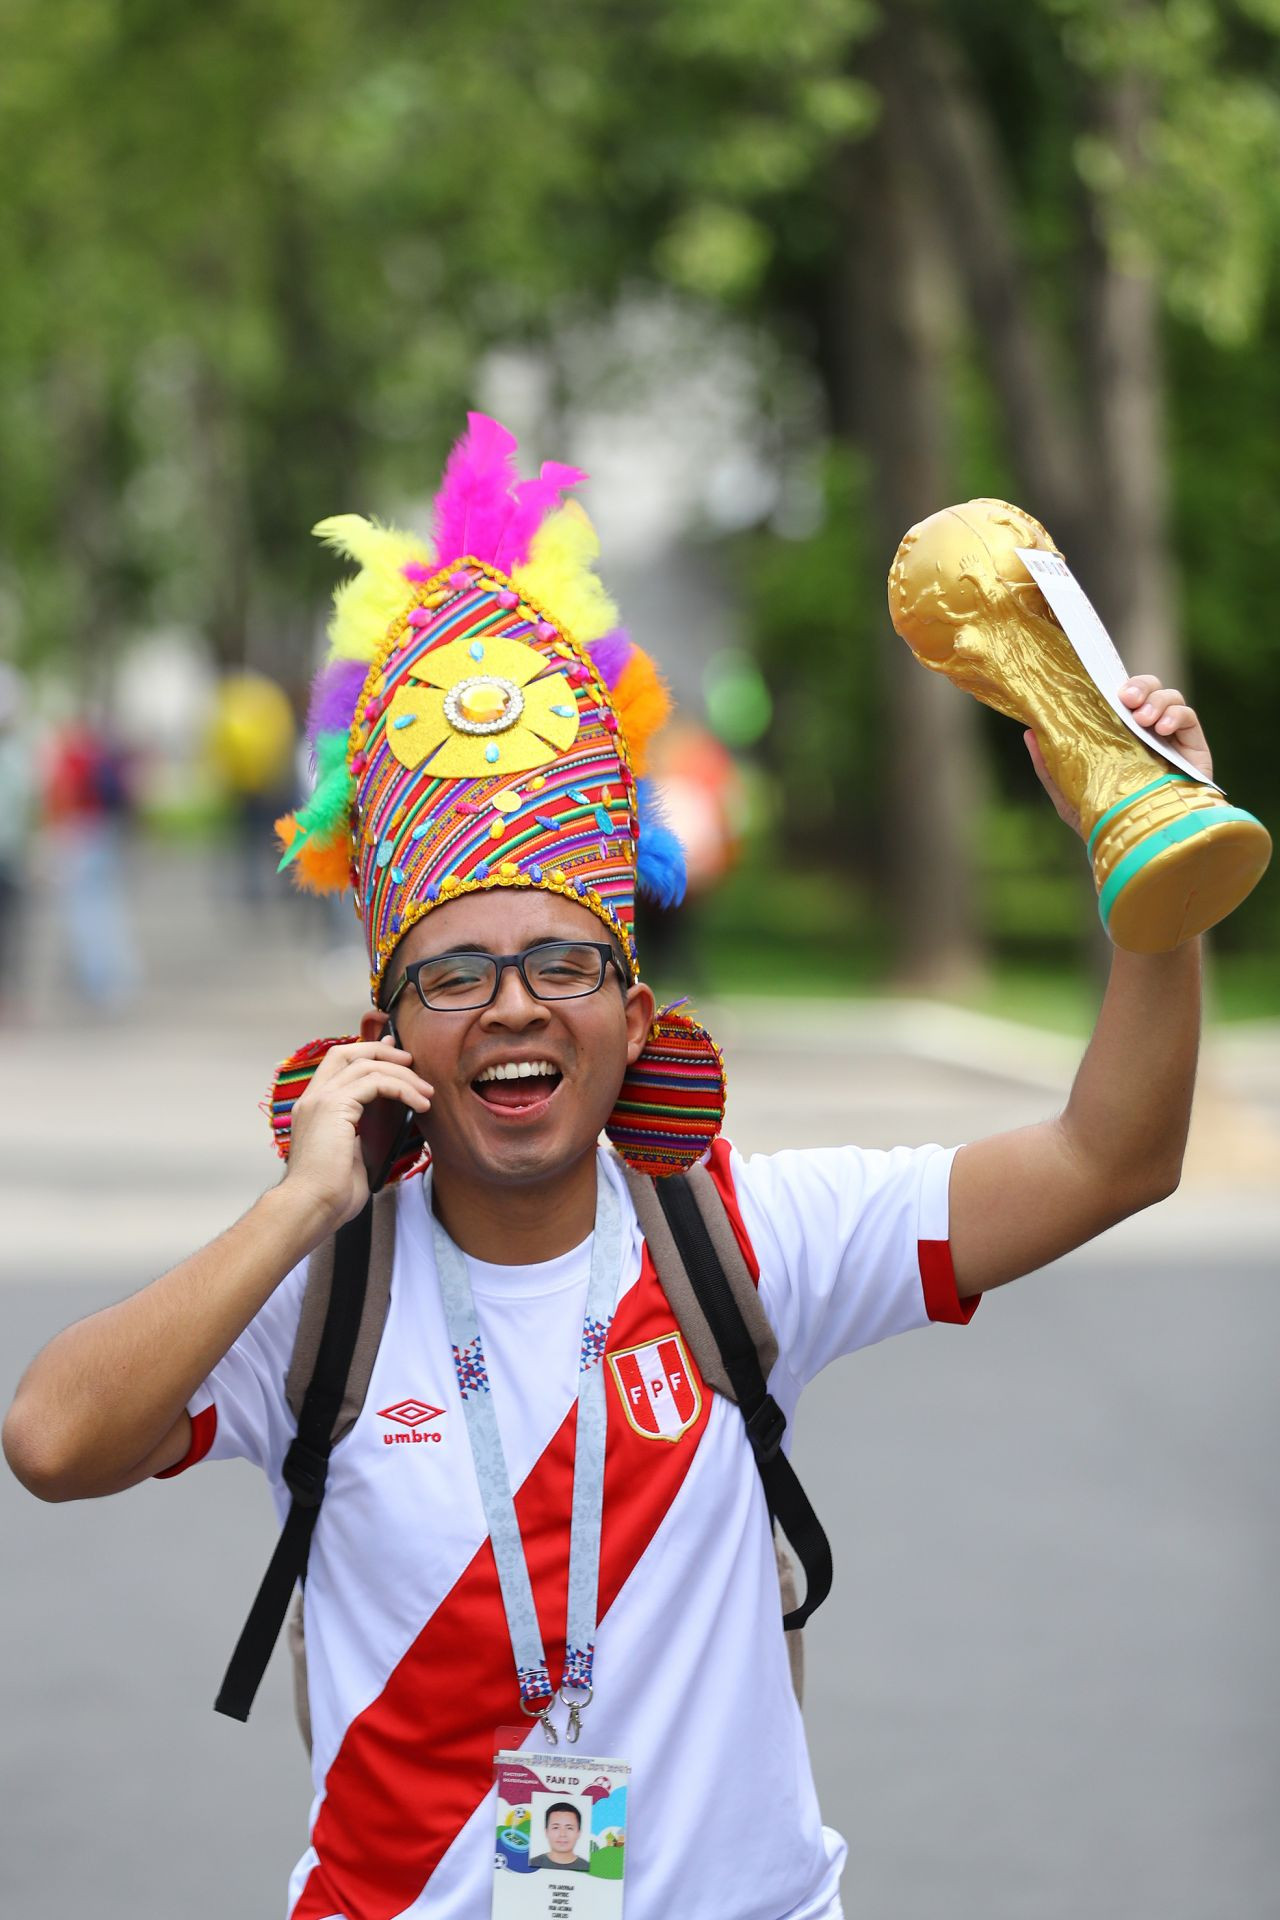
[414,942,607,1009]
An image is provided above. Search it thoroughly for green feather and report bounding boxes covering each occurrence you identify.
[292,730,354,845]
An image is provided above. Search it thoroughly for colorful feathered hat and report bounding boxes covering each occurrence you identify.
[266,414,725,1179]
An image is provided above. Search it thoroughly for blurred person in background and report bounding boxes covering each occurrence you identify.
[4,417,1214,1920]
[43,711,139,1010]
[637,717,742,985]
[0,663,34,1016]
[207,669,298,907]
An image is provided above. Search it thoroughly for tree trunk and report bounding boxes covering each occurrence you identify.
[885,4,1092,562]
[886,4,1188,979]
[833,33,986,993]
[1078,68,1182,687]
[189,360,252,674]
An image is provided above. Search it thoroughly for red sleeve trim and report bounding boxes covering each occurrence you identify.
[154,1404,217,1479]
[702,1137,761,1286]
[919,1239,980,1324]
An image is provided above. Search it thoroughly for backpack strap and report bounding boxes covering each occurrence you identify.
[285,1186,398,1440]
[621,1160,833,1634]
[214,1193,384,1722]
[621,1160,778,1397]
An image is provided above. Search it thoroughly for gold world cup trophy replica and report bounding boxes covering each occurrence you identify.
[888,500,1271,952]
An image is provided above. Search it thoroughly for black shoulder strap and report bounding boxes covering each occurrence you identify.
[654,1174,833,1631]
[214,1199,374,1722]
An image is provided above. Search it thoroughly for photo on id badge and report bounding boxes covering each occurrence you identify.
[493,1748,629,1916]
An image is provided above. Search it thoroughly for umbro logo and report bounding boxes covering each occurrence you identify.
[378,1398,446,1445]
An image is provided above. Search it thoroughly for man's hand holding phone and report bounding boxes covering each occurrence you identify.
[285,1040,433,1232]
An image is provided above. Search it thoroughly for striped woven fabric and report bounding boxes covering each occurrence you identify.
[604,1009,727,1177]
[349,563,639,999]
[266,1035,430,1186]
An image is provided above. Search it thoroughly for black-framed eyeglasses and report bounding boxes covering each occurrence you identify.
[384,940,627,1015]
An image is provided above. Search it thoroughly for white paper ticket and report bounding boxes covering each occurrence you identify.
[1015,548,1219,791]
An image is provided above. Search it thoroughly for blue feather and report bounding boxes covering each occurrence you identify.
[635,778,687,908]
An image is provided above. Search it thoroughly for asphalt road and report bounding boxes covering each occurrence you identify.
[4,1253,1277,1920]
[2,844,1278,1917]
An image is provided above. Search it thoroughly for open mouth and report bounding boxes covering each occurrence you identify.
[471,1059,564,1116]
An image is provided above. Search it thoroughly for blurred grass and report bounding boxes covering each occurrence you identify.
[647,852,1280,1033]
[136,819,1276,1032]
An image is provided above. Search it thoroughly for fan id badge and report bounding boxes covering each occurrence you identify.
[493,1741,631,1918]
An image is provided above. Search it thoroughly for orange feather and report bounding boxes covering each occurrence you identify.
[275,814,353,894]
[612,649,671,775]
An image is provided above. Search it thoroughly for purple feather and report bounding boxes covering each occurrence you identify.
[492,462,587,571]
[432,413,521,568]
[307,659,369,747]
[586,627,633,690]
[401,560,435,582]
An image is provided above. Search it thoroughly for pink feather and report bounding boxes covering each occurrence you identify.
[432,414,521,568]
[434,414,587,572]
[492,461,587,571]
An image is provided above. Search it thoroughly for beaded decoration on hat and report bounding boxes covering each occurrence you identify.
[269,412,722,1179]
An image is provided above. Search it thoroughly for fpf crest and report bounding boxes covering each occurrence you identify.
[608,1332,702,1442]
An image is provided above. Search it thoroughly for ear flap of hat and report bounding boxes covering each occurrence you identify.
[604,1007,726,1177]
[266,1036,431,1186]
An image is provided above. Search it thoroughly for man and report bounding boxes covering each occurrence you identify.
[4,416,1210,1920]
[530,1804,590,1874]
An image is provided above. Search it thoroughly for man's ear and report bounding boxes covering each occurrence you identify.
[623,981,657,1064]
[360,1007,391,1043]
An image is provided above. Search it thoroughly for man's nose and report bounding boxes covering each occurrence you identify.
[480,961,549,1026]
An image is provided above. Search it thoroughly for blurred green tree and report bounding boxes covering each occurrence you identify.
[1,0,1275,967]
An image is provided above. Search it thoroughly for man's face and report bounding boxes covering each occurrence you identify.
[365,891,653,1192]
[545,1811,580,1856]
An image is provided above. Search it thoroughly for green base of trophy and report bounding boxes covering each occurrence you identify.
[1089,773,1272,952]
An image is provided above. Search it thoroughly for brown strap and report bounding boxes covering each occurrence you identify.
[617,1157,778,1400]
[286,1186,398,1442]
[286,1591,312,1753]
[774,1538,805,1704]
[619,1155,804,1704]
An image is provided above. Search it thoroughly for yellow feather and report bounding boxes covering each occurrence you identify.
[513,502,618,646]
[312,515,435,663]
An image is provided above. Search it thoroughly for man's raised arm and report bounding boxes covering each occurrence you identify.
[946,675,1208,1297]
[3,1039,431,1501]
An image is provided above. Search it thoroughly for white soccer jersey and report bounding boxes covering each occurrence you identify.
[164,1138,975,1920]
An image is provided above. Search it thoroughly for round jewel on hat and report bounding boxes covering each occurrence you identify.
[267,413,725,1181]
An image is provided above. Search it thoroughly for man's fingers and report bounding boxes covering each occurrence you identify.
[1131,685,1183,721]
[1023,730,1081,832]
[1023,728,1049,783]
[1153,703,1197,736]
[310,1040,416,1083]
[1120,674,1162,704]
[312,1046,431,1096]
[1121,679,1195,730]
[1118,676,1214,779]
[298,1064,433,1120]
[1130,685,1202,737]
[330,1065,433,1109]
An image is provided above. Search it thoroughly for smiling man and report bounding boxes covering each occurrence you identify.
[3,417,1211,1920]
[373,894,651,1255]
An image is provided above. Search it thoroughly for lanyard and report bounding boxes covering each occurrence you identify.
[432,1170,622,1746]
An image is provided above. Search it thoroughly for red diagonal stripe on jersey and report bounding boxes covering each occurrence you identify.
[292,1244,712,1920]
[705,1136,761,1282]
